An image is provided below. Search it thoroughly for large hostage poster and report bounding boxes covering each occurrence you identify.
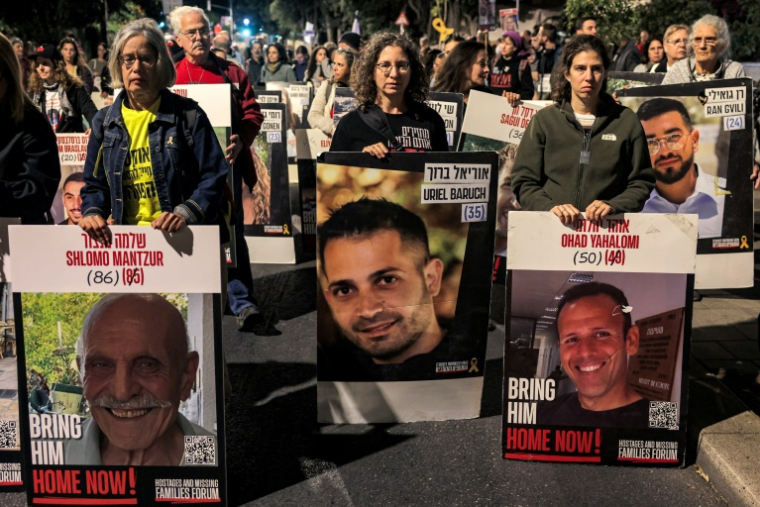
[504,212,696,466]
[617,78,754,289]
[317,152,497,423]
[10,226,227,505]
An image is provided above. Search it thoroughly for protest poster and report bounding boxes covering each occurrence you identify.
[617,78,754,288]
[243,103,298,263]
[317,152,497,423]
[460,90,547,286]
[285,83,313,127]
[607,71,665,93]
[331,88,464,151]
[254,89,282,104]
[0,219,23,492]
[499,8,519,32]
[294,129,330,260]
[11,226,227,505]
[504,212,696,466]
[51,133,90,225]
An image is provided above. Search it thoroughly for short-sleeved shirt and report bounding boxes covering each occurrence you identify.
[121,98,162,225]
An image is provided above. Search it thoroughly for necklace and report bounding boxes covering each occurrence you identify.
[185,59,206,84]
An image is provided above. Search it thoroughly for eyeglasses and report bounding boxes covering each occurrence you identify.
[376,62,410,76]
[647,133,687,155]
[693,36,718,47]
[119,53,157,69]
[181,28,211,39]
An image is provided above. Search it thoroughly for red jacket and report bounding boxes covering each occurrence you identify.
[174,52,263,188]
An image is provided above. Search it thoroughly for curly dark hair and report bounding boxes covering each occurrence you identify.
[550,34,610,104]
[350,31,429,111]
[28,58,83,93]
[432,40,485,95]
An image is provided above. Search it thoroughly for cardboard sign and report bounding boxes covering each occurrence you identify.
[317,152,497,423]
[504,212,696,466]
[11,226,228,505]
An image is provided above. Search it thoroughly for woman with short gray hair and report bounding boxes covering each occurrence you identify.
[662,14,744,84]
[80,18,229,243]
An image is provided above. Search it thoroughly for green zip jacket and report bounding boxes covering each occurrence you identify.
[511,94,655,213]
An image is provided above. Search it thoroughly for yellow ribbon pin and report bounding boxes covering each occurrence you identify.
[740,235,749,249]
[283,224,290,235]
[468,357,479,373]
[432,18,455,43]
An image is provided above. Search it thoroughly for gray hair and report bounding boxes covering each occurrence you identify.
[168,5,209,36]
[108,18,177,90]
[690,14,730,59]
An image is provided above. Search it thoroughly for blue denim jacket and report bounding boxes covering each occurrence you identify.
[81,89,229,224]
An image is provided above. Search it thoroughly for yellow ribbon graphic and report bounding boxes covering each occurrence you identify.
[468,357,479,373]
[740,235,749,249]
[432,18,455,43]
[283,224,290,235]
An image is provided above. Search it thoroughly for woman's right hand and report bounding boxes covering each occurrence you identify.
[362,142,389,159]
[79,215,112,246]
[502,92,521,107]
[550,204,581,224]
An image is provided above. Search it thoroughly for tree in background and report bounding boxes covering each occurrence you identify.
[563,0,640,47]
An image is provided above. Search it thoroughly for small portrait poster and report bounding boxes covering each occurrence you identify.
[11,226,227,505]
[504,212,696,466]
[317,152,497,423]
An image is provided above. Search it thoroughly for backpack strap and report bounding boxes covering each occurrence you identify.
[357,104,404,151]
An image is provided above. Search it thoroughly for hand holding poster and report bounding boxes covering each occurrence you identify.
[504,212,696,466]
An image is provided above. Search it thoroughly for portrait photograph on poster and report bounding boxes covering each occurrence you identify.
[317,152,496,423]
[617,78,754,288]
[504,212,696,467]
[10,226,227,506]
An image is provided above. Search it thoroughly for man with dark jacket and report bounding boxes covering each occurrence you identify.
[613,39,642,72]
[170,5,265,331]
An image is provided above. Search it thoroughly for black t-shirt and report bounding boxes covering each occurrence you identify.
[490,55,535,99]
[537,392,650,428]
[330,105,449,153]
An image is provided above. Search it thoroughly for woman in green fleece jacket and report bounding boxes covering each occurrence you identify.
[511,35,655,224]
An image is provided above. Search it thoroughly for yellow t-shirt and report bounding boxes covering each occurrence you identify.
[121,98,163,225]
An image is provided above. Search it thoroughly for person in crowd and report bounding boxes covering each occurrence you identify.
[662,15,745,84]
[433,40,493,104]
[489,31,534,99]
[338,32,361,53]
[324,41,338,62]
[442,34,465,59]
[634,36,665,73]
[419,35,430,58]
[330,32,448,156]
[10,37,29,89]
[88,43,108,78]
[79,18,228,246]
[58,172,85,225]
[213,32,243,69]
[58,37,94,94]
[169,6,265,331]
[637,30,650,54]
[260,42,296,82]
[423,48,442,81]
[637,98,724,239]
[511,35,655,224]
[307,48,354,137]
[293,45,309,81]
[230,41,245,67]
[494,144,520,257]
[246,40,265,85]
[535,23,558,99]
[656,24,689,73]
[537,282,649,428]
[69,294,213,465]
[28,43,98,133]
[612,34,642,72]
[0,34,60,224]
[304,45,332,85]
[318,198,448,381]
[575,16,598,36]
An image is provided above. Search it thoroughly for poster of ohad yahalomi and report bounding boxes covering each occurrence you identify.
[10,226,227,505]
[617,78,754,289]
[0,219,23,492]
[504,212,697,466]
[317,152,497,423]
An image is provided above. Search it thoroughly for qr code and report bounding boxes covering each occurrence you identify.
[649,402,679,430]
[0,421,17,449]
[267,132,281,143]
[183,436,216,465]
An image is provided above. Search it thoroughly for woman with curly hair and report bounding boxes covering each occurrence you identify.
[330,32,448,157]
[28,43,97,133]
[58,37,94,94]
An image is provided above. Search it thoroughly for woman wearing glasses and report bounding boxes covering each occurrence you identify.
[511,35,655,224]
[662,15,744,84]
[330,32,448,157]
[79,18,228,243]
